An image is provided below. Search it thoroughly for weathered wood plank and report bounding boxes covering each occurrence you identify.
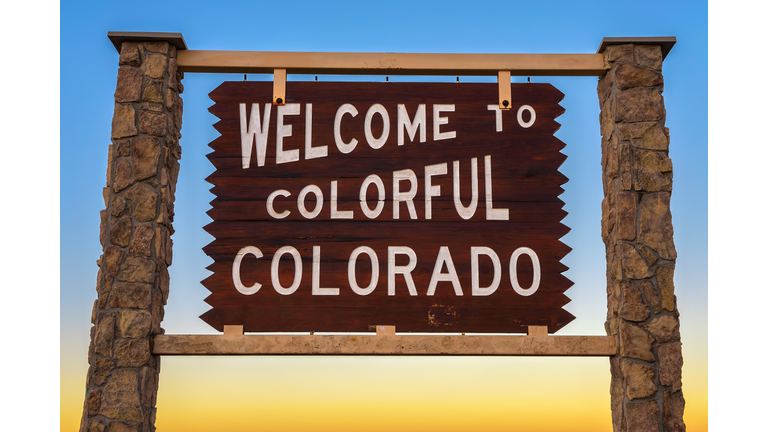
[153,334,617,356]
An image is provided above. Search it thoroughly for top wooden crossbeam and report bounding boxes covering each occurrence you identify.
[175,50,607,76]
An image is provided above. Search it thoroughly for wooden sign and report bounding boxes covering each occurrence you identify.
[201,81,574,333]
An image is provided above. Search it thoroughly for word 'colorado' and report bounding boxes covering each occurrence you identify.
[233,245,541,297]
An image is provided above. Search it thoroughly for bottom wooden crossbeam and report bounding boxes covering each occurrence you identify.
[153,331,616,356]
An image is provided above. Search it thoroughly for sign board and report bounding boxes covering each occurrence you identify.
[201,81,574,333]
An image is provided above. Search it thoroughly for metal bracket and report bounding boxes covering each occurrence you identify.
[527,325,548,336]
[498,71,511,109]
[273,68,286,105]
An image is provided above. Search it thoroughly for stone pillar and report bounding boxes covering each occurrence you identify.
[80,32,186,432]
[597,38,685,432]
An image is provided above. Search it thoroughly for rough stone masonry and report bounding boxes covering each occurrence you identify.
[598,42,685,431]
[80,39,183,432]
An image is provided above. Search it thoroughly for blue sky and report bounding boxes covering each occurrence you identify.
[3,0,763,429]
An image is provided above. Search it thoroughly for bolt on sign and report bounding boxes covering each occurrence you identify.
[202,81,574,333]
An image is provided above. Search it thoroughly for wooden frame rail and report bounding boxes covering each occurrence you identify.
[153,333,617,356]
[177,51,606,77]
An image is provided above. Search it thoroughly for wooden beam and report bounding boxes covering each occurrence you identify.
[177,51,607,77]
[153,334,617,356]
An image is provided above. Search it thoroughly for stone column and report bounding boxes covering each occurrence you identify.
[80,32,185,432]
[597,38,685,432]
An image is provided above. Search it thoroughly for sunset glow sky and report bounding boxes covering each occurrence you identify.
[47,0,718,430]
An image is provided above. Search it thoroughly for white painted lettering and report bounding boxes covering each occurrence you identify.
[239,103,271,168]
[364,104,390,149]
[232,246,263,295]
[397,104,426,145]
[388,246,418,296]
[433,104,456,141]
[334,103,359,154]
[348,246,379,295]
[276,104,300,164]
[484,155,509,220]
[427,246,463,296]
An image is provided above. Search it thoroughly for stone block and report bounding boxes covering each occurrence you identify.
[144,54,168,79]
[616,192,637,241]
[104,247,124,275]
[118,310,152,338]
[101,370,143,422]
[617,122,669,150]
[639,193,677,259]
[635,45,663,71]
[90,355,115,387]
[110,216,132,248]
[138,111,167,137]
[125,183,158,222]
[619,242,653,279]
[141,366,158,407]
[152,289,165,334]
[639,245,659,268]
[619,319,654,362]
[112,159,133,193]
[625,400,660,432]
[129,223,154,256]
[603,44,634,64]
[644,315,680,343]
[663,390,686,432]
[622,359,657,400]
[600,98,614,139]
[618,143,632,191]
[116,139,132,157]
[94,313,115,356]
[615,88,664,123]
[619,281,650,322]
[632,149,673,192]
[597,72,614,108]
[615,64,663,90]
[114,339,151,367]
[610,377,624,432]
[115,66,143,103]
[100,210,107,247]
[98,273,114,309]
[640,279,661,314]
[168,58,179,91]
[143,41,169,55]
[118,256,156,284]
[109,423,140,432]
[601,195,615,242]
[656,264,676,312]
[112,103,137,139]
[119,43,141,66]
[142,78,164,104]
[159,265,170,304]
[132,136,161,181]
[109,282,152,309]
[87,419,106,432]
[659,342,683,392]
[87,388,101,416]
[112,195,127,217]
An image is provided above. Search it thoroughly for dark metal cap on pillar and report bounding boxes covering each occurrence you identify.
[107,31,187,53]
[597,36,676,59]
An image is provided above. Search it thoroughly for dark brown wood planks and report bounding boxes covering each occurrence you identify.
[201,81,574,334]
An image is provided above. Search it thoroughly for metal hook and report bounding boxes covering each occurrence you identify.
[244,74,247,81]
[456,76,459,83]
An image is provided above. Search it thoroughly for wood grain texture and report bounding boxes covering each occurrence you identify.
[153,334,618,356]
[202,81,574,334]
